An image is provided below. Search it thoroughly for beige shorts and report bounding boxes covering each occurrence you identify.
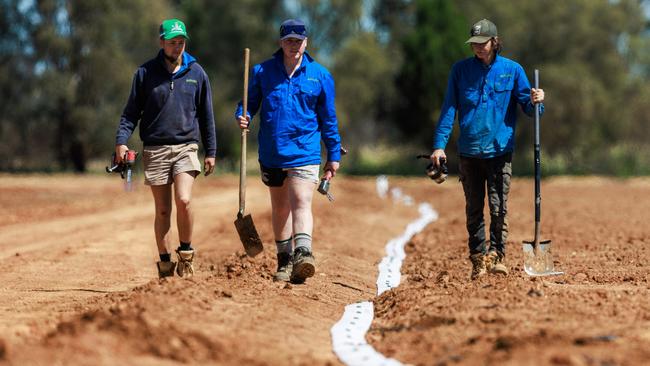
[284,164,320,184]
[143,143,201,186]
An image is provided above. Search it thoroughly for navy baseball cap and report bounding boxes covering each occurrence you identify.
[280,19,308,40]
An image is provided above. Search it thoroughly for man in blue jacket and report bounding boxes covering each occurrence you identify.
[236,19,341,284]
[430,19,545,280]
[115,19,216,278]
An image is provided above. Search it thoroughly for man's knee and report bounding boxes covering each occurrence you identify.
[272,202,291,217]
[175,195,192,210]
[155,207,172,219]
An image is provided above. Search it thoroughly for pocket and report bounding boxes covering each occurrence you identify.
[299,80,321,108]
[494,78,514,92]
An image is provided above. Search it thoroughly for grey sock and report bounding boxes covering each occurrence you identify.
[275,238,292,254]
[293,233,312,252]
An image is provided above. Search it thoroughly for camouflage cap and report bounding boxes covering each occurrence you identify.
[465,19,497,44]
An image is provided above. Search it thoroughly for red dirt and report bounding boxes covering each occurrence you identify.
[369,177,650,366]
[0,174,648,365]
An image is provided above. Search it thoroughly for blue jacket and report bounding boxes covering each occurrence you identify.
[116,50,217,157]
[236,50,341,168]
[433,54,543,158]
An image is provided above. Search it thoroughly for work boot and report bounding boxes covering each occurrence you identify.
[469,253,487,280]
[157,261,176,278]
[273,252,293,282]
[176,249,195,278]
[486,251,509,275]
[290,247,315,284]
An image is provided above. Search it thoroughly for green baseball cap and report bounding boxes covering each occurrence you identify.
[159,19,189,40]
[465,19,497,44]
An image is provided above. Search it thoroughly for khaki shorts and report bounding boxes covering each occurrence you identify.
[143,143,201,186]
[285,164,320,184]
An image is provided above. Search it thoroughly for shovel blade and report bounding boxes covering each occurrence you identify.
[234,213,263,257]
[522,240,563,276]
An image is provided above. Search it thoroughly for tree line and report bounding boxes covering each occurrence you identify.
[1,0,649,176]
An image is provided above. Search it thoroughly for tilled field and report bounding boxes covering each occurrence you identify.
[0,174,648,365]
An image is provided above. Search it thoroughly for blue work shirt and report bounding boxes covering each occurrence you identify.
[433,54,544,158]
[116,50,217,157]
[235,50,341,168]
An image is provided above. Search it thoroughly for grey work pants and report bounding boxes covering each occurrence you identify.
[458,153,512,257]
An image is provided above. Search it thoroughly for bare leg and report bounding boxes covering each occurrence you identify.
[150,184,173,254]
[269,184,292,241]
[287,177,316,236]
[173,171,197,244]
[286,177,317,283]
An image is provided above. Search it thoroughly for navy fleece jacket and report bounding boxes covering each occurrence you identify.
[116,50,216,157]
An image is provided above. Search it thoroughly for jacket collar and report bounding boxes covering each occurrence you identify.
[273,49,314,73]
[157,50,196,76]
[473,53,501,69]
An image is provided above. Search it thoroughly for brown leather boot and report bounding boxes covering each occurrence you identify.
[290,247,315,284]
[156,261,176,278]
[175,249,195,278]
[273,252,293,282]
[469,253,487,280]
[486,251,509,275]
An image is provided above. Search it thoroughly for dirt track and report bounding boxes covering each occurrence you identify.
[0,174,649,365]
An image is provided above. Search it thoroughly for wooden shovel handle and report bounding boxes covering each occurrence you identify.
[239,48,250,215]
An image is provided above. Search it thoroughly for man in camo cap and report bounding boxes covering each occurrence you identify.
[430,19,546,280]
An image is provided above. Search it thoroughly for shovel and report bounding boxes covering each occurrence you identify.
[522,69,562,276]
[234,48,263,257]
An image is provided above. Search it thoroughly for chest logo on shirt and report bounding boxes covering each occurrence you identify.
[186,79,198,84]
[499,74,513,78]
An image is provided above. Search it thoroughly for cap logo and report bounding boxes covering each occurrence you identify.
[472,25,481,36]
[171,22,183,33]
[280,24,307,38]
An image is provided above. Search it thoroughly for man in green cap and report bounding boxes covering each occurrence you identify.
[114,18,217,278]
[430,19,545,280]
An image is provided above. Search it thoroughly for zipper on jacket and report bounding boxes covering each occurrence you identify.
[170,80,174,91]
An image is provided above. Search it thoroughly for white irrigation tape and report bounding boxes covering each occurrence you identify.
[331,176,438,366]
[330,302,402,366]
[377,203,438,295]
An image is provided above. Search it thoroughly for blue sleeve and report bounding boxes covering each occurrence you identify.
[115,70,143,145]
[515,66,544,117]
[198,70,217,157]
[432,66,458,149]
[316,71,341,162]
[235,64,263,125]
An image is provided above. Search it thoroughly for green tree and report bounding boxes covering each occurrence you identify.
[287,0,363,57]
[332,32,397,145]
[392,0,468,146]
[0,0,170,172]
[180,0,283,162]
[0,0,37,170]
